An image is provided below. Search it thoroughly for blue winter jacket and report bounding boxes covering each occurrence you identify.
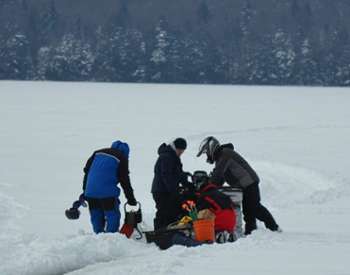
[83,141,136,203]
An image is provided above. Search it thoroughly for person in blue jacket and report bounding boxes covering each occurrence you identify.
[82,140,137,234]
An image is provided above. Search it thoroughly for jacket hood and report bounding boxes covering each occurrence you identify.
[111,140,130,158]
[214,143,234,161]
[158,143,176,155]
[221,143,234,150]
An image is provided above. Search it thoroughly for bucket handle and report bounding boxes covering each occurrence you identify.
[124,201,142,213]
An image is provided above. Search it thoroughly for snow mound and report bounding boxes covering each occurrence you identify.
[1,233,158,275]
[0,184,29,272]
[255,161,341,207]
[0,183,26,231]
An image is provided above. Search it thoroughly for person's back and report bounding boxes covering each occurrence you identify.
[83,140,137,234]
[85,148,125,198]
[211,143,259,189]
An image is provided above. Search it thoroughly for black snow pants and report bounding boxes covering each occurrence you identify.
[152,192,182,230]
[242,183,279,235]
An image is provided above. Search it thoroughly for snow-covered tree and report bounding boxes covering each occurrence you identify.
[334,46,350,86]
[294,38,319,85]
[0,30,33,80]
[92,27,146,82]
[46,34,94,81]
[181,37,210,83]
[269,29,296,84]
[149,20,171,82]
[35,47,51,80]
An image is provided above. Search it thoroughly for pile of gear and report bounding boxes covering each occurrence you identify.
[144,170,244,249]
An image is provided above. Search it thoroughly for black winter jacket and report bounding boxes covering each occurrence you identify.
[151,144,187,194]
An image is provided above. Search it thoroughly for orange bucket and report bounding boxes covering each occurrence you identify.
[193,219,215,242]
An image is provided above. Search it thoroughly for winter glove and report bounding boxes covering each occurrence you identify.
[180,172,192,183]
[78,193,87,208]
[127,197,137,206]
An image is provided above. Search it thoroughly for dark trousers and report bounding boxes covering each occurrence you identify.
[152,193,182,230]
[242,183,278,234]
[86,197,121,234]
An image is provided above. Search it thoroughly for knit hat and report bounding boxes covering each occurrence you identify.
[111,140,130,158]
[173,138,187,150]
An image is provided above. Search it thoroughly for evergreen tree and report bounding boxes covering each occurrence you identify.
[269,29,296,85]
[294,38,319,85]
[246,36,273,85]
[149,19,171,82]
[35,47,51,80]
[93,26,146,82]
[46,34,94,81]
[181,37,210,83]
[0,28,33,80]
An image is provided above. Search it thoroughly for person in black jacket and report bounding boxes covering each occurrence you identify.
[151,138,189,230]
[197,136,281,235]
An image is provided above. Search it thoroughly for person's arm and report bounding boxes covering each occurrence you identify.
[82,153,95,191]
[210,155,232,186]
[119,158,137,205]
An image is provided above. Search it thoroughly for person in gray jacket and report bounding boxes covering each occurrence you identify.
[197,136,281,235]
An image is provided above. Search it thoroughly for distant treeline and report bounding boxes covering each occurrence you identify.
[1,0,350,86]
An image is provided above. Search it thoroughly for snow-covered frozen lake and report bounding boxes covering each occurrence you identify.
[1,81,349,275]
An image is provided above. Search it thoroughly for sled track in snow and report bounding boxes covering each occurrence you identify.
[188,124,350,140]
[253,161,345,208]
[187,126,349,208]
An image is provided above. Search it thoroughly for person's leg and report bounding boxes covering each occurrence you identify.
[253,185,279,231]
[87,198,105,234]
[242,187,257,235]
[153,193,175,230]
[102,197,121,233]
[244,184,279,233]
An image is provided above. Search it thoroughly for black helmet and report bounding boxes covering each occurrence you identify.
[65,207,80,220]
[196,136,220,164]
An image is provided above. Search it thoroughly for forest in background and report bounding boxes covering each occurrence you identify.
[1,0,350,86]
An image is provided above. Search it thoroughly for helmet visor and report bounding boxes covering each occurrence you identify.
[196,138,209,157]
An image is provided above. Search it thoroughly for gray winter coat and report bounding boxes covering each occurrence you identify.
[210,144,259,189]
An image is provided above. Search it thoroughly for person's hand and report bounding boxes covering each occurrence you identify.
[183,171,192,180]
[78,193,87,207]
[127,198,137,206]
[180,172,192,185]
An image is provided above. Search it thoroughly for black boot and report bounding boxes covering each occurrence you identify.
[244,222,257,235]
